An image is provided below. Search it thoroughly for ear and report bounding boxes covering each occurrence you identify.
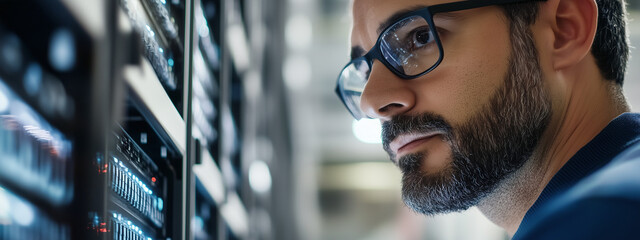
[548,0,598,70]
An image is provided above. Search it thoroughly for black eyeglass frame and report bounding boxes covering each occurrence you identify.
[335,0,546,119]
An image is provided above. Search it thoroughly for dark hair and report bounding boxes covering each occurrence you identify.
[501,0,630,85]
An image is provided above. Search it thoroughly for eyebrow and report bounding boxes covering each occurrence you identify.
[350,6,424,61]
[350,46,366,61]
[377,6,427,35]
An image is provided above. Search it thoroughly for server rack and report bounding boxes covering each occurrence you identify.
[190,0,249,239]
[0,0,109,239]
[0,0,292,239]
[64,0,192,238]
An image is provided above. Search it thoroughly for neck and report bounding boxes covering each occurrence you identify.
[476,66,628,236]
[476,148,547,236]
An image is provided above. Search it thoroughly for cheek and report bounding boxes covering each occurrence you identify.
[410,55,509,127]
[411,25,511,125]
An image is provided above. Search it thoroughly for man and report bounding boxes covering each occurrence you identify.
[334,0,639,238]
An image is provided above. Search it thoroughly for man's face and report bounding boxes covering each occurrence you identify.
[351,0,552,214]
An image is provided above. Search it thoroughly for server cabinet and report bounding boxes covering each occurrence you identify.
[0,0,109,239]
[0,0,190,238]
[100,0,191,238]
[0,0,290,239]
[190,0,250,239]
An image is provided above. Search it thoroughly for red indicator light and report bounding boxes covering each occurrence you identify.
[99,222,108,233]
[104,164,108,168]
[151,177,156,183]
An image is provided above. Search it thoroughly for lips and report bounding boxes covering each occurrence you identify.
[389,132,443,157]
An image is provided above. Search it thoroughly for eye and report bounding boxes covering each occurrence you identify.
[411,27,434,48]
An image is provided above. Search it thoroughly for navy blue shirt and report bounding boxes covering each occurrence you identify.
[513,113,640,239]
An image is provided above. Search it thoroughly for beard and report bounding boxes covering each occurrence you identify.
[381,24,552,215]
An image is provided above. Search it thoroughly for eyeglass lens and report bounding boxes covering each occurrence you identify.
[380,15,439,76]
[338,14,440,119]
[338,58,370,119]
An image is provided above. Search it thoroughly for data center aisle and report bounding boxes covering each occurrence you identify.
[0,0,294,239]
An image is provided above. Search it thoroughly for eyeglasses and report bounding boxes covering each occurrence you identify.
[335,0,545,120]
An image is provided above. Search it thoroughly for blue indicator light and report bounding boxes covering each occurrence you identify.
[0,34,23,73]
[168,58,174,67]
[23,63,42,96]
[48,28,76,72]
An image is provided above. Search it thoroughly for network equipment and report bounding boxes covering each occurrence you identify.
[0,0,92,238]
[0,187,70,240]
[192,181,220,240]
[107,126,173,236]
[0,0,281,238]
[193,3,220,159]
[119,0,186,113]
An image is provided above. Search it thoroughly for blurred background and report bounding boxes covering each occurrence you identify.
[0,0,638,240]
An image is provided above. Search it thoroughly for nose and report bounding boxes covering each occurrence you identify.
[359,61,416,121]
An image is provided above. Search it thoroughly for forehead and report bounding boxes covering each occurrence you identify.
[351,0,451,49]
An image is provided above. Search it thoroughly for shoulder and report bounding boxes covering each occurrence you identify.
[576,141,640,199]
[515,142,640,240]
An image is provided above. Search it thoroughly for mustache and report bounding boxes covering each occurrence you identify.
[381,113,452,157]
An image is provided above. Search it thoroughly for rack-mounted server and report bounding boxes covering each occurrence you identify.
[0,87,73,207]
[119,0,187,115]
[88,98,184,240]
[193,3,221,160]
[110,129,167,228]
[109,211,154,240]
[192,180,220,240]
[0,0,97,238]
[0,187,70,240]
